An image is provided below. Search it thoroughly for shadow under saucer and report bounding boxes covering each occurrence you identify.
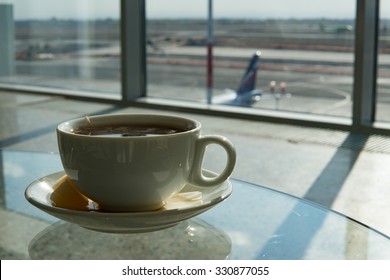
[28,218,232,260]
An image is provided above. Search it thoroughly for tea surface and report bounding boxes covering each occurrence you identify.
[72,125,183,137]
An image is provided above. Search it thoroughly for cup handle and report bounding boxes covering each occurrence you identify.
[189,135,236,187]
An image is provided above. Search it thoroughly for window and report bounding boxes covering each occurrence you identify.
[146,0,356,120]
[146,0,208,103]
[0,0,120,99]
[0,1,388,134]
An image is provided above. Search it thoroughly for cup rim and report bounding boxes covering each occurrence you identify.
[57,113,201,139]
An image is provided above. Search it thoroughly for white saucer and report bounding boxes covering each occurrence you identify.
[25,170,232,233]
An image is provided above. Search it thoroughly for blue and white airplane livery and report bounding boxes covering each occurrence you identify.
[213,50,262,107]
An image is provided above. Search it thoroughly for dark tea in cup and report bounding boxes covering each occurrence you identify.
[71,124,184,137]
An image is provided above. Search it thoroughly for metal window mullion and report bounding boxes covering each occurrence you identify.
[352,0,379,130]
[0,4,14,76]
[120,0,146,101]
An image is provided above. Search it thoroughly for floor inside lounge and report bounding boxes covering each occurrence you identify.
[1,89,390,238]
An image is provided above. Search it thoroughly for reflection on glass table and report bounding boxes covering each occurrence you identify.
[29,219,232,260]
[1,150,390,259]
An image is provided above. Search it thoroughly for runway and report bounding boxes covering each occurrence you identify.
[3,45,390,119]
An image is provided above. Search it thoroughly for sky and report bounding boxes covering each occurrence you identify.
[0,0,386,20]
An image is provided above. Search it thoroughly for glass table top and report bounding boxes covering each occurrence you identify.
[1,149,390,260]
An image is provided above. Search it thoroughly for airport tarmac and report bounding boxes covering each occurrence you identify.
[0,44,359,120]
[3,44,390,120]
[68,44,390,67]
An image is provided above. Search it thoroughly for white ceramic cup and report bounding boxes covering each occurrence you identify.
[57,114,236,212]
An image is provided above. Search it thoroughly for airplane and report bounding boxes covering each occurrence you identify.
[212,50,291,107]
[212,50,262,107]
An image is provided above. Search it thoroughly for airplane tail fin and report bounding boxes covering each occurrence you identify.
[236,51,261,94]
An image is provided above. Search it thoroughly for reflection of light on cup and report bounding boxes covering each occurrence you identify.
[29,218,232,260]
